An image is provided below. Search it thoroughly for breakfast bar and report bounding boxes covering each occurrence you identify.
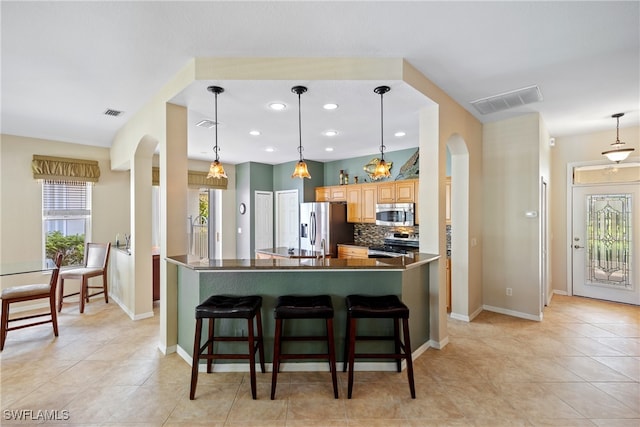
[168,253,439,371]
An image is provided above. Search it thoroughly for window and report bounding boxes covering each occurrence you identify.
[42,181,92,267]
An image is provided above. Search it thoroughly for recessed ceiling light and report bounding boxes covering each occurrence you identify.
[269,103,286,111]
[323,103,339,110]
[323,130,338,137]
[325,147,334,152]
[265,147,275,152]
[394,131,406,137]
[249,130,261,136]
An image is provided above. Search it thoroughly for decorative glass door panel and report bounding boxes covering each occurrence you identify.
[586,194,631,288]
[572,184,639,305]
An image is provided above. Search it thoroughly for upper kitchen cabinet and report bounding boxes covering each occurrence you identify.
[346,183,377,223]
[377,179,418,204]
[315,185,347,202]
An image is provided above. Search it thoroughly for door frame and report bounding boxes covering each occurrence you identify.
[566,159,639,300]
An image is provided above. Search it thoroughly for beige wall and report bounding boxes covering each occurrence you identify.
[550,125,640,296]
[0,134,130,298]
[483,114,549,319]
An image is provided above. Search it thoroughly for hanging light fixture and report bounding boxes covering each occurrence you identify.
[372,85,391,179]
[602,113,635,163]
[291,85,311,179]
[206,85,227,179]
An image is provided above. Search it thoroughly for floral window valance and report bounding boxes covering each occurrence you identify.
[32,155,100,183]
[152,167,227,190]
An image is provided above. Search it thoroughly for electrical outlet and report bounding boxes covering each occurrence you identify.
[506,288,513,296]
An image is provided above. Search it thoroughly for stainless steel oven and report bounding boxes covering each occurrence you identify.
[375,203,415,226]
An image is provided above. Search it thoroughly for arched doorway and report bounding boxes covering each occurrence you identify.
[446,134,471,320]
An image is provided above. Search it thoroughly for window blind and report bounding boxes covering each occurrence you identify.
[43,181,90,217]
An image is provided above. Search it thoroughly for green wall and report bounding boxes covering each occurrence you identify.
[323,147,418,185]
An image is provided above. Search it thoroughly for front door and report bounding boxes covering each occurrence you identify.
[572,184,640,305]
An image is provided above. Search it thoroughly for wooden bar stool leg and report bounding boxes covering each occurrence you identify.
[255,310,266,373]
[190,318,203,400]
[394,318,402,372]
[347,317,357,399]
[326,318,338,398]
[403,318,416,399]
[206,318,214,373]
[247,317,257,400]
[270,318,283,400]
[342,313,351,373]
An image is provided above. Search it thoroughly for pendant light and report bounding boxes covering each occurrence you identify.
[372,85,391,179]
[291,85,311,179]
[602,113,634,163]
[206,85,227,179]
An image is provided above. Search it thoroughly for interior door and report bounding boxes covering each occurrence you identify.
[572,184,639,305]
[254,191,273,253]
[275,190,299,249]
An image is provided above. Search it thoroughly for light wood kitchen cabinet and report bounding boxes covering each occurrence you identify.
[337,244,369,259]
[395,180,415,202]
[315,187,331,202]
[377,182,395,203]
[361,184,377,223]
[346,184,377,223]
[330,186,347,202]
[377,179,418,204]
[346,186,361,223]
[315,185,346,202]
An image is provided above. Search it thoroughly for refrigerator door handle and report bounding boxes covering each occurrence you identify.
[310,211,316,246]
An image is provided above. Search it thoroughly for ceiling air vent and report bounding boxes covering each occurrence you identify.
[470,85,543,115]
[196,119,217,128]
[103,108,124,117]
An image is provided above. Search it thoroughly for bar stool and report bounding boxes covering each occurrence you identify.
[343,294,415,399]
[190,295,265,400]
[271,295,338,400]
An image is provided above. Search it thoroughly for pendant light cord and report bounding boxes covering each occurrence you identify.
[298,90,303,160]
[214,90,219,161]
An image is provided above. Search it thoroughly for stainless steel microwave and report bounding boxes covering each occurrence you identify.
[375,203,415,226]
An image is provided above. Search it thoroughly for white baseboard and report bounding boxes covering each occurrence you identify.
[449,305,483,322]
[108,294,154,321]
[428,335,449,349]
[482,304,542,321]
[553,289,568,296]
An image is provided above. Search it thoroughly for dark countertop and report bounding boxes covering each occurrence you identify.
[255,246,324,259]
[167,253,439,271]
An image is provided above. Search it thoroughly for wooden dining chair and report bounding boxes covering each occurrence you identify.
[1,253,63,351]
[58,242,111,313]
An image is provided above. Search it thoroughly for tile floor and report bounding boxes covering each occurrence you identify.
[1,294,638,426]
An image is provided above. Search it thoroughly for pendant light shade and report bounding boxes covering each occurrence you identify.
[291,85,311,179]
[206,85,227,179]
[372,85,391,179]
[602,113,634,163]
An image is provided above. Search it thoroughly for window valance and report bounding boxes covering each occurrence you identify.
[32,155,100,183]
[152,167,227,190]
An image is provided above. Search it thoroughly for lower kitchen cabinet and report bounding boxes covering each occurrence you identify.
[337,244,369,259]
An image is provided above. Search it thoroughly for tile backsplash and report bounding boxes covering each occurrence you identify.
[353,223,419,247]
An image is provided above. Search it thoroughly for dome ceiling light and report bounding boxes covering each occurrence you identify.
[602,113,634,163]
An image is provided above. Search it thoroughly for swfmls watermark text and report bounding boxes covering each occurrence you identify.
[3,409,70,422]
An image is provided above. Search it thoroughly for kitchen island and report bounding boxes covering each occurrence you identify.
[168,253,438,371]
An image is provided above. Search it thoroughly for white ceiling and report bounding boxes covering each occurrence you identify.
[2,1,639,165]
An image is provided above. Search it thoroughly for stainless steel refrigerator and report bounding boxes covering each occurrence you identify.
[299,202,354,257]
